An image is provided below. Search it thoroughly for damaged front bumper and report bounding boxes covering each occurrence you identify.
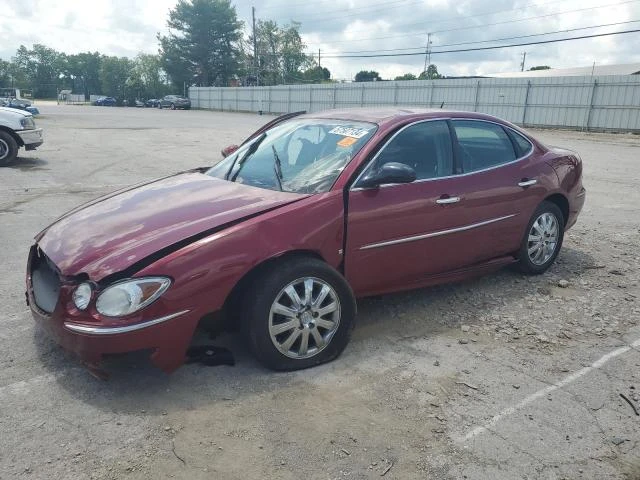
[26,245,200,373]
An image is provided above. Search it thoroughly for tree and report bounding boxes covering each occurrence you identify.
[529,65,551,71]
[127,54,168,100]
[158,0,243,88]
[63,52,102,99]
[302,65,331,83]
[0,59,12,88]
[247,20,313,85]
[394,73,417,81]
[100,56,132,99]
[10,44,65,97]
[418,64,442,80]
[354,70,381,82]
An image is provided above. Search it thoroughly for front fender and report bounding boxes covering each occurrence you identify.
[134,190,345,319]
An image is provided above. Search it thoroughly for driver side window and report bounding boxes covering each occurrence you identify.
[372,120,453,180]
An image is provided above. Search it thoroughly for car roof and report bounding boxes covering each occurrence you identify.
[300,107,505,127]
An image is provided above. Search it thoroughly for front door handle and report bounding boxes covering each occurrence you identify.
[518,179,537,187]
[436,196,461,205]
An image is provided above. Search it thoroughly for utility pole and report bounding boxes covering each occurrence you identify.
[520,51,527,72]
[252,6,258,86]
[318,48,321,68]
[423,33,432,75]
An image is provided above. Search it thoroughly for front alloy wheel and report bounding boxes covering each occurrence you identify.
[269,277,341,359]
[243,257,356,371]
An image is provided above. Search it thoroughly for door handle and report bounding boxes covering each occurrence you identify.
[436,196,461,205]
[518,179,537,187]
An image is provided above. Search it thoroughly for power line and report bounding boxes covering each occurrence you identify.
[318,29,640,58]
[305,0,640,45]
[311,19,640,55]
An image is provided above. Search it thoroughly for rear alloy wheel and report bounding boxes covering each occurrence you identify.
[170,103,176,110]
[0,131,19,166]
[518,201,564,274]
[243,257,356,370]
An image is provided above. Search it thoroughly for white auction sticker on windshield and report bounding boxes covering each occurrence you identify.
[329,126,370,139]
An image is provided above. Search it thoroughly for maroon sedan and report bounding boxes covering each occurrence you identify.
[26,108,585,373]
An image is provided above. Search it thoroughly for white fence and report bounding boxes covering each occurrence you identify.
[189,75,640,132]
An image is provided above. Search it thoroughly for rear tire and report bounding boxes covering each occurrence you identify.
[242,257,356,371]
[170,103,176,110]
[0,131,19,166]
[518,201,564,274]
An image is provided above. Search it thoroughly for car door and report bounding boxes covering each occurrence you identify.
[449,119,550,264]
[345,120,486,296]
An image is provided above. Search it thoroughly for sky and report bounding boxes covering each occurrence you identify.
[1,0,640,80]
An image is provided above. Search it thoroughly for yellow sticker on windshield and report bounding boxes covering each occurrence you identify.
[337,137,358,147]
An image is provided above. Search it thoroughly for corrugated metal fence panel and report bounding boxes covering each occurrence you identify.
[590,76,640,131]
[189,75,640,131]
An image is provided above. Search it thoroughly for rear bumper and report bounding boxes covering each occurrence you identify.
[566,187,586,230]
[16,128,44,149]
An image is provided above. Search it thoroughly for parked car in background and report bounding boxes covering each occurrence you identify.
[94,97,117,106]
[145,98,160,108]
[0,106,43,166]
[134,100,144,108]
[25,108,585,374]
[159,95,191,110]
[1,98,40,115]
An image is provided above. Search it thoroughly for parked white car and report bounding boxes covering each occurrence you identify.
[0,106,44,166]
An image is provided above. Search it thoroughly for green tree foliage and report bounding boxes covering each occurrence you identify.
[247,20,313,85]
[394,73,417,81]
[354,70,382,82]
[158,0,243,88]
[126,54,169,100]
[529,65,551,71]
[9,44,64,97]
[99,56,132,99]
[0,59,12,87]
[302,66,331,83]
[418,64,442,80]
[63,52,102,99]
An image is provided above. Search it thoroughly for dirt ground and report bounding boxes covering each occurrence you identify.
[0,103,639,480]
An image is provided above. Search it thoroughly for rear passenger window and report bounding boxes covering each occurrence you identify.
[453,121,517,173]
[371,120,453,180]
[511,131,533,157]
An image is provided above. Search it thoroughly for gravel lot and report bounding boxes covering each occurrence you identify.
[1,103,639,480]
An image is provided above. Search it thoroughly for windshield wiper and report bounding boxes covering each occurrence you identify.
[272,145,284,191]
[227,132,267,182]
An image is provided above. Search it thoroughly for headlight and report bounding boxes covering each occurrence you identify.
[20,117,35,129]
[72,282,93,310]
[96,277,171,317]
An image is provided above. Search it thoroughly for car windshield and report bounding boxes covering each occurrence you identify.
[206,118,377,194]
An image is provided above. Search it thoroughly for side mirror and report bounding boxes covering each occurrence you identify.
[358,162,417,189]
[221,144,239,158]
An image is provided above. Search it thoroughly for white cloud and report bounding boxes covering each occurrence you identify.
[1,0,639,80]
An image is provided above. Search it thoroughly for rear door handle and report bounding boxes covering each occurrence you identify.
[436,196,461,205]
[518,179,537,187]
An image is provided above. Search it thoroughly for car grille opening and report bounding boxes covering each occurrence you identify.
[30,247,61,314]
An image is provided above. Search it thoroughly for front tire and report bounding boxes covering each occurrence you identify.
[0,131,19,166]
[243,257,356,371]
[170,103,176,110]
[518,201,564,274]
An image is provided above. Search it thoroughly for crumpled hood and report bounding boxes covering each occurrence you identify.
[36,172,306,280]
